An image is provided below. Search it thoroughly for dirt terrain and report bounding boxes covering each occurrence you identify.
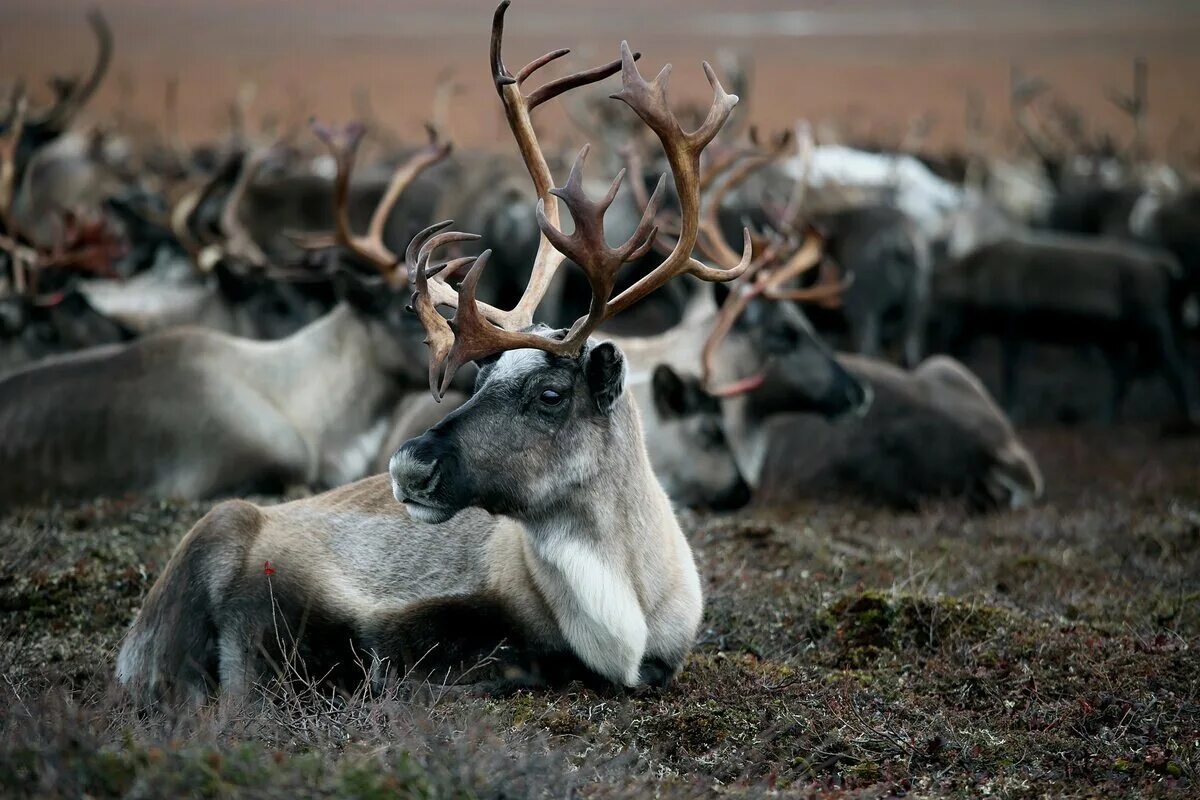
[3,0,1200,155]
[1,423,1197,797]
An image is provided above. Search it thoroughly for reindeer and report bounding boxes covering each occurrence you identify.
[609,126,874,484]
[756,354,1044,510]
[117,3,751,700]
[1,10,112,173]
[78,145,341,340]
[937,196,1198,423]
[0,129,456,510]
[1,110,131,373]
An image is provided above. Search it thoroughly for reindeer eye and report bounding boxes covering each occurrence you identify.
[539,389,563,406]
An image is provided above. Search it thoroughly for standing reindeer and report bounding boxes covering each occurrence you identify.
[118,2,753,700]
[938,196,1198,423]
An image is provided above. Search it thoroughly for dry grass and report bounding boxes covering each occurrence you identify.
[1,424,1197,797]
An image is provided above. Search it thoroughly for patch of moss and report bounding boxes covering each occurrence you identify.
[814,591,1015,667]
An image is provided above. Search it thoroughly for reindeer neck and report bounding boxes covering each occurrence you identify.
[516,399,700,685]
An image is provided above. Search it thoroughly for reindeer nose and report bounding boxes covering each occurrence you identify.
[389,447,439,501]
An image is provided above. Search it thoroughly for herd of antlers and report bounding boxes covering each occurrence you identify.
[2,0,850,391]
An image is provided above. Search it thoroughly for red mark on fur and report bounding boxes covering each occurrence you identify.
[263,561,275,576]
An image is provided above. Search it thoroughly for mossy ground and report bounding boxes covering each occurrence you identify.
[1,425,1197,798]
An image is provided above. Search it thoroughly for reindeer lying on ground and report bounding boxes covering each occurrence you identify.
[757,354,1044,510]
[118,4,750,700]
[80,148,335,340]
[0,131,453,510]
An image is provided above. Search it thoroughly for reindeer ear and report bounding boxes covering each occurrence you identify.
[585,341,626,415]
[651,364,688,419]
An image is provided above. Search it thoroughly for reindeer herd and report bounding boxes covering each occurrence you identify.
[1,3,1197,699]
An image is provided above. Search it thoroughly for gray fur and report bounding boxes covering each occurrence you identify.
[117,337,704,699]
[0,303,431,509]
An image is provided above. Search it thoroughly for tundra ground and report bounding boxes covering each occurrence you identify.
[0,424,1197,798]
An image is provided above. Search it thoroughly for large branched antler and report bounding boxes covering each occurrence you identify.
[295,122,451,284]
[408,3,752,400]
[697,227,850,394]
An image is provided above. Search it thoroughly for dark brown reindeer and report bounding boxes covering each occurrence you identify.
[756,354,1044,511]
[118,2,749,701]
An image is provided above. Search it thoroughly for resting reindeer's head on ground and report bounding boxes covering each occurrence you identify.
[390,28,755,524]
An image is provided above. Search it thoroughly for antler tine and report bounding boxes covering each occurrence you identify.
[218,145,274,267]
[404,219,455,277]
[763,259,852,306]
[487,0,644,329]
[0,92,27,235]
[693,131,793,267]
[516,49,570,84]
[780,120,814,229]
[35,9,113,130]
[365,123,452,247]
[416,229,482,278]
[406,221,511,327]
[308,120,450,284]
[311,120,374,261]
[411,247,458,399]
[758,227,826,293]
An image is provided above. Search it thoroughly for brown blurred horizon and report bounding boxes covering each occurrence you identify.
[3,0,1200,155]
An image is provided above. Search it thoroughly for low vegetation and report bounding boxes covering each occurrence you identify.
[1,426,1197,798]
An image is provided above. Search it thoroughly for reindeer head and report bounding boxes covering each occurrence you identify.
[645,364,750,510]
[391,2,752,522]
